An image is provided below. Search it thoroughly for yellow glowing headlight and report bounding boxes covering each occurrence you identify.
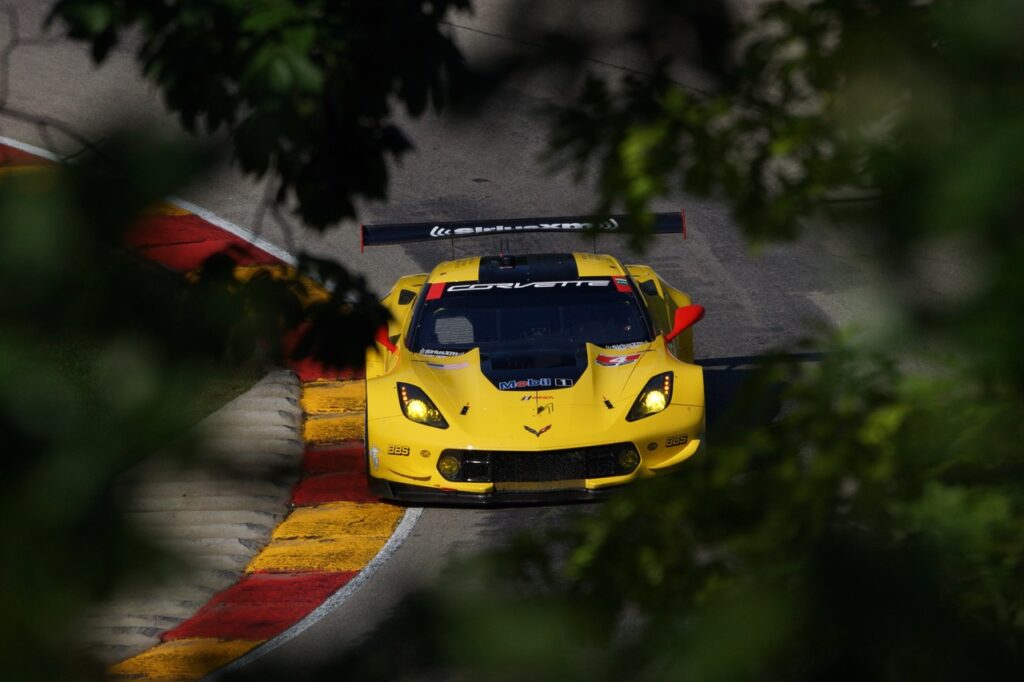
[406,399,429,421]
[397,383,448,429]
[641,390,667,414]
[626,372,673,421]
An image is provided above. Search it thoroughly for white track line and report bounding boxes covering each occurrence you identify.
[0,134,297,266]
[210,506,425,679]
[0,133,423,676]
[168,196,297,266]
[0,135,61,161]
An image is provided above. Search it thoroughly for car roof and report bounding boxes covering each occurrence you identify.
[425,252,628,283]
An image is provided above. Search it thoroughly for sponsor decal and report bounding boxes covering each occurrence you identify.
[523,424,552,437]
[447,280,610,292]
[666,433,689,447]
[387,444,411,456]
[418,348,464,357]
[596,353,641,367]
[427,361,469,370]
[499,378,551,390]
[535,403,554,415]
[500,378,573,389]
[520,394,555,401]
[428,219,620,239]
[613,276,632,293]
[604,342,646,350]
[369,447,380,471]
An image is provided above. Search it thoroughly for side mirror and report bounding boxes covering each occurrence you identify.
[376,325,397,354]
[664,304,705,343]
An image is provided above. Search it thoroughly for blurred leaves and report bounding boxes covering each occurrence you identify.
[48,0,474,227]
[259,344,1022,682]
[4,0,1023,680]
[543,0,1024,257]
[0,134,215,680]
[236,2,1024,681]
[0,131,386,679]
[431,1,1024,678]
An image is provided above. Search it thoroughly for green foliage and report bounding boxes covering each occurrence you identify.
[49,0,473,227]
[5,0,1022,679]
[0,137,206,679]
[405,1,1024,679]
[0,133,386,679]
[6,2,463,676]
[235,2,1024,680]
[548,1,1024,251]
[290,349,1021,682]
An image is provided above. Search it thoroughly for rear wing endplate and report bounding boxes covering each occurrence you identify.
[361,210,686,252]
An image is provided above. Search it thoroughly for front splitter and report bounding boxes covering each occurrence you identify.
[368,477,625,506]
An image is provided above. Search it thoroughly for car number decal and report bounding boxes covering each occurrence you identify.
[596,353,641,367]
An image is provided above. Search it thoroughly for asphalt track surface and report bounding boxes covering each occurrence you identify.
[2,0,881,673]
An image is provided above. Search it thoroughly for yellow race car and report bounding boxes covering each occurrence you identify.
[361,213,705,503]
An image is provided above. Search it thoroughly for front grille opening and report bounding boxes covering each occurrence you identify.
[438,443,639,483]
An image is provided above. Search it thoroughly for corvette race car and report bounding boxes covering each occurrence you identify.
[362,212,704,503]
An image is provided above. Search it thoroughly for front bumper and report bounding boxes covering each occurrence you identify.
[368,478,624,506]
[368,437,703,504]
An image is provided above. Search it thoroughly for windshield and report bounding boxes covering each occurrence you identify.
[408,278,653,353]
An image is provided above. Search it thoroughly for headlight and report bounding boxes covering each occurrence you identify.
[626,372,673,421]
[437,452,462,480]
[397,383,448,428]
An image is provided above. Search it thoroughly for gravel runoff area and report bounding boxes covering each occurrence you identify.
[81,369,303,665]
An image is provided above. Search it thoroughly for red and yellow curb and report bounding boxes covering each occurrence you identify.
[107,375,402,680]
[0,138,285,272]
[109,639,263,681]
[0,140,405,679]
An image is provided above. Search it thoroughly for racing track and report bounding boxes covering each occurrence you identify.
[1,0,881,675]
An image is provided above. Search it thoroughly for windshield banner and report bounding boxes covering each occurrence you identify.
[361,211,686,249]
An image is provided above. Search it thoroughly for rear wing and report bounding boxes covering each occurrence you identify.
[361,210,686,252]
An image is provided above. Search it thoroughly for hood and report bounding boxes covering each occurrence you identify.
[402,342,668,450]
[479,346,588,391]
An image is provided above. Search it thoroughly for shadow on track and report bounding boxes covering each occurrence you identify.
[699,352,823,429]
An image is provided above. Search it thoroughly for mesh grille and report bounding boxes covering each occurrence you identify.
[441,443,637,483]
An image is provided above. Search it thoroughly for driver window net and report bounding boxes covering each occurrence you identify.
[434,316,475,344]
